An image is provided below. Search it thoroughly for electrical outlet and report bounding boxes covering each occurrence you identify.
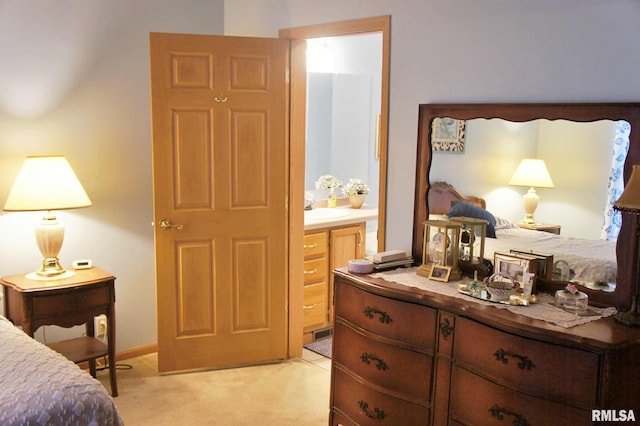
[94,314,107,338]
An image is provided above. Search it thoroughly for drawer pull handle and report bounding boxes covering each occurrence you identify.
[303,269,317,275]
[64,295,87,309]
[493,348,536,371]
[304,243,317,249]
[358,400,386,420]
[439,318,454,340]
[363,307,393,324]
[303,304,316,310]
[360,352,389,371]
[489,404,530,426]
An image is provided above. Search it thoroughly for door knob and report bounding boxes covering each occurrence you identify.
[159,219,183,230]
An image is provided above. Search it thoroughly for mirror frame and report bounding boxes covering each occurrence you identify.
[412,103,640,310]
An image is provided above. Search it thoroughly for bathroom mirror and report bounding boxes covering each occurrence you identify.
[413,103,640,310]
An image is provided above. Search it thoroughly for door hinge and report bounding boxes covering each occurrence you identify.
[285,68,290,84]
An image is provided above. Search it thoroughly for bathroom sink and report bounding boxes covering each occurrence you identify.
[304,208,350,220]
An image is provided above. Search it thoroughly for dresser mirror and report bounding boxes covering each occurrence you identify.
[413,103,640,310]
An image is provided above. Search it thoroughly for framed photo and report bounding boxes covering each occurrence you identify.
[509,249,554,280]
[494,252,538,286]
[429,265,452,282]
[431,117,466,152]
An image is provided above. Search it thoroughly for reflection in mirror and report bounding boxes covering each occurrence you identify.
[429,118,629,241]
[412,103,640,311]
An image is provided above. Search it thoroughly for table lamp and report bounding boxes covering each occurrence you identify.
[3,156,92,277]
[613,164,640,327]
[509,159,554,224]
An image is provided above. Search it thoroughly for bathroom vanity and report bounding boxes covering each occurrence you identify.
[303,206,377,343]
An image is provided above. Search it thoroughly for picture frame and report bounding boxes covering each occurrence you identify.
[494,252,538,286]
[509,249,554,280]
[431,117,466,152]
[429,265,452,282]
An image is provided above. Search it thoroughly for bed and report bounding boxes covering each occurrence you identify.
[0,315,124,426]
[423,181,617,290]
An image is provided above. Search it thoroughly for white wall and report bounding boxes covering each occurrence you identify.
[2,0,638,354]
[225,0,640,253]
[0,1,224,351]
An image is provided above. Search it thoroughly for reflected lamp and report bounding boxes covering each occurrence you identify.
[3,156,92,277]
[509,159,554,224]
[613,164,640,327]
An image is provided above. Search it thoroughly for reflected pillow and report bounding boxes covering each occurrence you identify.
[446,201,496,238]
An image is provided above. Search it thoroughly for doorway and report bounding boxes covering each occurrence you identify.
[280,16,390,356]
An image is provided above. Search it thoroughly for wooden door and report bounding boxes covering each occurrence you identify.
[150,33,289,373]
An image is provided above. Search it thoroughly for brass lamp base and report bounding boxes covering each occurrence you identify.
[615,296,640,327]
[37,257,66,277]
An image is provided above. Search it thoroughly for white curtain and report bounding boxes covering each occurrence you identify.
[601,120,631,241]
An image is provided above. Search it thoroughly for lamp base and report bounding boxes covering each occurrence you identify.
[37,257,66,277]
[615,295,640,327]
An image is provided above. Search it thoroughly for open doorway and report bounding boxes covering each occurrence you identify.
[305,32,382,254]
[280,16,390,355]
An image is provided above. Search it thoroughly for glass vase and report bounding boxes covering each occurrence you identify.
[555,289,588,311]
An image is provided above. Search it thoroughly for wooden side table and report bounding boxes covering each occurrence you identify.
[517,222,561,235]
[0,267,118,397]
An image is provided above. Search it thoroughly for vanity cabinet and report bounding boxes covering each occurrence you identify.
[303,222,365,343]
[330,270,640,426]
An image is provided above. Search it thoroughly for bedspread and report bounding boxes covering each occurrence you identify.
[486,227,617,284]
[0,316,123,426]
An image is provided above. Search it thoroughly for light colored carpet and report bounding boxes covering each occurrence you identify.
[97,353,331,425]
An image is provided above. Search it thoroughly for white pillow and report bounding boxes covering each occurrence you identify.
[495,216,517,230]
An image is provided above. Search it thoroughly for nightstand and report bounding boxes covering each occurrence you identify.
[517,222,561,235]
[0,267,118,397]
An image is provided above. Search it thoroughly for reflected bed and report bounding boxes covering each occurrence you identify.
[426,181,617,288]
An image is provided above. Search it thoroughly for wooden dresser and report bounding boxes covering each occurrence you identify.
[330,270,640,426]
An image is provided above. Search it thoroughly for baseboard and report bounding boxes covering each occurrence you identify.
[77,343,158,370]
[115,343,158,361]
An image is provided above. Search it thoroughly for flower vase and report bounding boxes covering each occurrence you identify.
[349,194,365,209]
[327,190,337,208]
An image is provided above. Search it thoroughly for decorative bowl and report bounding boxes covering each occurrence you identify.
[485,273,515,301]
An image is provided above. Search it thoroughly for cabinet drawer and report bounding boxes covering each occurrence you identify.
[33,285,110,318]
[453,317,599,408]
[332,367,430,426]
[303,283,327,329]
[335,279,437,349]
[333,321,432,405]
[450,366,591,426]
[303,257,327,284]
[304,232,327,257]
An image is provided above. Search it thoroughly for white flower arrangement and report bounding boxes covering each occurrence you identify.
[342,178,370,196]
[315,175,343,191]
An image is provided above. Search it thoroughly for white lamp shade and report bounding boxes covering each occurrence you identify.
[508,159,555,189]
[4,156,92,211]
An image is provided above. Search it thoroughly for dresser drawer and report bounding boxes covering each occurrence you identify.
[304,232,327,258]
[332,367,430,426]
[333,320,432,405]
[453,317,600,408]
[449,366,591,426]
[303,283,327,329]
[33,285,110,318]
[335,279,437,349]
[303,257,327,284]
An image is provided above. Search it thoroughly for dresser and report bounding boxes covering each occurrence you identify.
[330,270,640,425]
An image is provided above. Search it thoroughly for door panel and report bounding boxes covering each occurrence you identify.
[150,32,289,373]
